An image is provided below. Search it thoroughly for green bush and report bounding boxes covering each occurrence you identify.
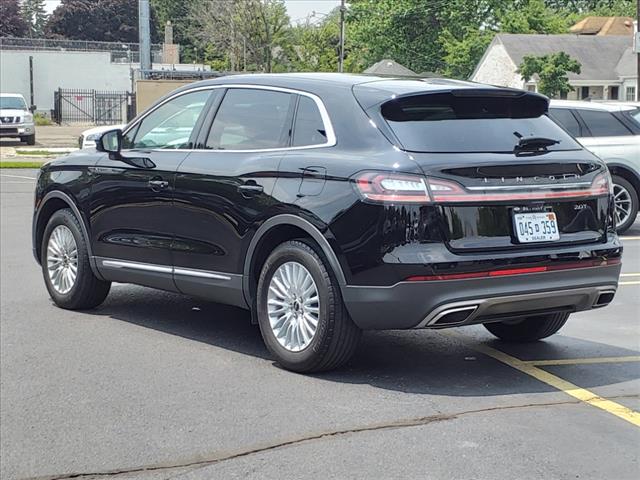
[34,113,53,126]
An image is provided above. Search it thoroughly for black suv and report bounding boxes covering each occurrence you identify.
[32,74,622,372]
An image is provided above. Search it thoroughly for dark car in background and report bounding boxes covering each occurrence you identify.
[32,74,622,372]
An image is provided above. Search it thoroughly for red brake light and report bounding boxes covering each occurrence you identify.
[405,257,621,282]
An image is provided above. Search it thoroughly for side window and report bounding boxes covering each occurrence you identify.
[548,108,580,137]
[577,109,632,137]
[206,89,293,150]
[123,90,211,149]
[292,96,327,147]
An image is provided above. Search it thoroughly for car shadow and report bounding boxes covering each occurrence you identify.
[87,284,640,397]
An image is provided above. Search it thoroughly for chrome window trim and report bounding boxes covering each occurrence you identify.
[100,258,232,281]
[121,84,336,153]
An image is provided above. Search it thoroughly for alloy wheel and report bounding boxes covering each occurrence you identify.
[46,225,78,294]
[267,261,320,352]
[613,183,633,230]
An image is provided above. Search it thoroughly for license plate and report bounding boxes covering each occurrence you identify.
[514,211,560,243]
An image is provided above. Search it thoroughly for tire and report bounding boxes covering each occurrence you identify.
[41,208,111,310]
[256,239,361,373]
[25,134,36,145]
[612,175,638,234]
[483,312,569,342]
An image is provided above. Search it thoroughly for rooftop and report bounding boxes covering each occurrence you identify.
[476,34,633,81]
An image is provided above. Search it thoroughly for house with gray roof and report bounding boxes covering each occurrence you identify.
[471,34,636,101]
[364,59,417,76]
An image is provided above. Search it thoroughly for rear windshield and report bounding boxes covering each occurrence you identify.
[0,96,27,110]
[381,93,580,153]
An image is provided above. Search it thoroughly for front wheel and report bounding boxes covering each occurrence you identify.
[612,175,638,234]
[41,208,111,309]
[256,239,361,373]
[23,134,36,145]
[483,312,569,342]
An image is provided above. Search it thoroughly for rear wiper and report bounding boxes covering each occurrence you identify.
[513,132,560,155]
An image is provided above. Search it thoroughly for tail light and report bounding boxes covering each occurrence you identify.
[353,170,612,204]
[354,172,430,203]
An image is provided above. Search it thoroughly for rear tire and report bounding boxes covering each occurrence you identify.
[41,208,111,310]
[483,312,569,342]
[256,239,361,373]
[612,175,638,234]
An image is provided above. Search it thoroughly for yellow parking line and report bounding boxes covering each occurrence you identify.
[620,273,640,277]
[459,340,640,427]
[620,281,640,285]
[621,236,640,241]
[526,356,640,366]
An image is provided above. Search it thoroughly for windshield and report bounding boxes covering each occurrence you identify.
[0,97,27,110]
[381,93,581,153]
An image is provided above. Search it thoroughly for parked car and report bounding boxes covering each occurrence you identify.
[549,100,640,233]
[0,93,36,145]
[79,124,126,149]
[32,74,622,372]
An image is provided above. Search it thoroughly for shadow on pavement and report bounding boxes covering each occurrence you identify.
[88,284,640,397]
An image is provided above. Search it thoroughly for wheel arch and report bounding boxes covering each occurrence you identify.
[242,214,348,312]
[33,191,99,275]
[607,162,640,197]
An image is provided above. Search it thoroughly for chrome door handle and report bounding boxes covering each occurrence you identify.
[148,179,169,189]
[238,184,264,195]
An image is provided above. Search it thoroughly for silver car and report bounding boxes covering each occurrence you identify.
[549,100,640,233]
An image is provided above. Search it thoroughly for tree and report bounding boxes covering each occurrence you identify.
[0,0,29,37]
[285,11,342,72]
[188,0,290,72]
[518,52,581,98]
[440,28,495,79]
[21,0,48,37]
[45,0,158,43]
[500,0,570,34]
[151,0,196,60]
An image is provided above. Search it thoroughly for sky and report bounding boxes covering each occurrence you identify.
[43,0,342,24]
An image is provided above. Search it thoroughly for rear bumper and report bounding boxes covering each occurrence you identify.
[342,264,621,330]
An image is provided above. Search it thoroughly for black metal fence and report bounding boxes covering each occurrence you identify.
[52,88,135,125]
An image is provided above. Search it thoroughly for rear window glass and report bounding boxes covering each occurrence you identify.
[381,93,580,153]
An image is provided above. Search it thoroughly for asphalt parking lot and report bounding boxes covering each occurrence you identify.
[1,169,638,480]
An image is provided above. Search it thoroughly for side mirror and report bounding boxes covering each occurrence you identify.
[29,105,36,113]
[97,129,122,159]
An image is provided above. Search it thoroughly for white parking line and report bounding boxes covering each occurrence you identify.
[621,236,640,241]
[0,174,36,180]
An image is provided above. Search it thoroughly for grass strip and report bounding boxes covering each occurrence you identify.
[0,161,45,168]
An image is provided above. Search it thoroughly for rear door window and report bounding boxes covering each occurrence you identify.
[548,108,581,137]
[206,88,294,150]
[380,93,580,153]
[576,109,632,137]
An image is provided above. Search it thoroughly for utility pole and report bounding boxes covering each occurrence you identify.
[338,0,346,73]
[636,1,639,100]
[138,0,151,72]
